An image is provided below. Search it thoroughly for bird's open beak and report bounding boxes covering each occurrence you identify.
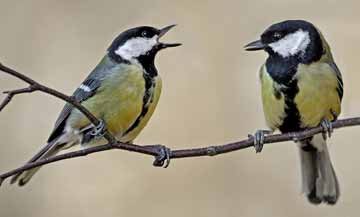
[157,24,182,49]
[244,40,266,51]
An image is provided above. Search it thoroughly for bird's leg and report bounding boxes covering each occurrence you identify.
[90,119,106,139]
[320,119,333,140]
[145,145,171,168]
[248,130,273,153]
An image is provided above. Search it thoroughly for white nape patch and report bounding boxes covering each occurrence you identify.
[115,36,158,60]
[79,84,91,92]
[269,29,310,58]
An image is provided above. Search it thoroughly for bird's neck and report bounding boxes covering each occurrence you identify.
[265,55,299,86]
[108,50,130,65]
[137,54,158,77]
[108,51,158,77]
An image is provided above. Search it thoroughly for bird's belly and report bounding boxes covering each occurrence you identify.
[295,64,341,128]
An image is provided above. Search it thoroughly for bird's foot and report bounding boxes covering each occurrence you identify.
[90,119,106,139]
[248,130,273,153]
[320,119,333,140]
[145,145,171,168]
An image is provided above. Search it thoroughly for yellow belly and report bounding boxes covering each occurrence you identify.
[295,63,341,127]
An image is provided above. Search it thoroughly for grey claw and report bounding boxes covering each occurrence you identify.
[150,145,171,168]
[163,147,171,168]
[321,120,333,140]
[90,119,106,139]
[252,130,272,153]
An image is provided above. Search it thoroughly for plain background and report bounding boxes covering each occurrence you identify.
[0,0,360,216]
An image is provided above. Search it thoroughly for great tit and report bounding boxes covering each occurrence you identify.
[245,20,343,205]
[10,25,181,186]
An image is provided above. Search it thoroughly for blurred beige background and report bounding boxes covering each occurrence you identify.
[0,0,360,216]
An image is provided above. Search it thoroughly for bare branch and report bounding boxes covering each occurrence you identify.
[1,117,359,186]
[0,62,359,186]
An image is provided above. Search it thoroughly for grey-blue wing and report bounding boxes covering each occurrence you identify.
[328,61,344,101]
[46,77,101,142]
[46,56,119,142]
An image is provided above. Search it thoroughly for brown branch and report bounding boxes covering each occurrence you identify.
[1,117,359,186]
[0,62,360,186]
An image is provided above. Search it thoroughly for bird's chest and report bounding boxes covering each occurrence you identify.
[96,67,156,136]
[120,75,162,142]
[260,57,300,132]
[261,62,340,132]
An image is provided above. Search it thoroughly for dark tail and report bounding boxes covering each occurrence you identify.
[10,140,61,186]
[299,134,340,205]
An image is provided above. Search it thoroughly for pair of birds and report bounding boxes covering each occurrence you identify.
[10,20,343,205]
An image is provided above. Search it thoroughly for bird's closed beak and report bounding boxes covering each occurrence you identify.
[244,40,266,51]
[158,24,182,49]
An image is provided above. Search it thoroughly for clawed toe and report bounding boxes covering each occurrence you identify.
[320,119,333,140]
[90,119,106,139]
[250,130,272,153]
[146,145,171,168]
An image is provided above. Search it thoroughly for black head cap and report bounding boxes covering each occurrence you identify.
[245,20,324,64]
[108,25,181,63]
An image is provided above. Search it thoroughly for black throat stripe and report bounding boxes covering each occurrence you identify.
[266,56,301,133]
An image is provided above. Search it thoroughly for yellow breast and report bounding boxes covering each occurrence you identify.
[121,76,162,142]
[260,65,286,130]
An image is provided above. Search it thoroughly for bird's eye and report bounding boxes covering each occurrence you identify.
[141,31,148,37]
[273,32,282,40]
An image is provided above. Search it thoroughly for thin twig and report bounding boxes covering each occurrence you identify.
[0,86,35,111]
[0,62,359,186]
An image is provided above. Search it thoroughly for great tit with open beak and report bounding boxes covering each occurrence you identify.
[245,20,343,205]
[10,25,181,186]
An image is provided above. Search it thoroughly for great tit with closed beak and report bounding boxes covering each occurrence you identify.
[245,20,343,205]
[10,25,181,186]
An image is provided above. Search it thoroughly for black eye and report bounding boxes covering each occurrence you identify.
[141,31,148,37]
[273,32,282,40]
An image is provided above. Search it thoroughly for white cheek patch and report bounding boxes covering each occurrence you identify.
[269,29,310,58]
[115,36,158,60]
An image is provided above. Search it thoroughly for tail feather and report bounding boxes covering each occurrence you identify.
[10,140,62,186]
[299,134,340,205]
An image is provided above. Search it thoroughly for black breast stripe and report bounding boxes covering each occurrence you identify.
[278,79,301,133]
[123,72,156,135]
